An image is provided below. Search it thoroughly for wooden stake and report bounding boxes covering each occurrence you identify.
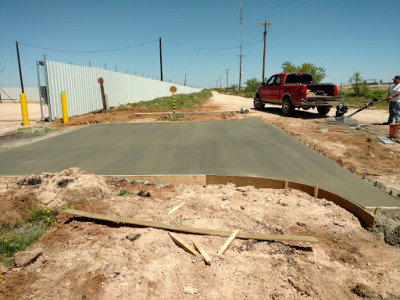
[314,186,318,198]
[217,229,239,255]
[168,202,186,214]
[284,180,289,189]
[169,232,199,256]
[193,240,211,265]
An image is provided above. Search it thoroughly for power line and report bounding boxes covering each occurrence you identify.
[0,47,15,75]
[163,39,262,51]
[19,39,158,53]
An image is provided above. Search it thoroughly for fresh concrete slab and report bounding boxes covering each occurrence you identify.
[0,118,398,209]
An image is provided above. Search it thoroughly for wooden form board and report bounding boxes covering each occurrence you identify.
[116,175,206,185]
[64,209,319,243]
[206,175,375,229]
[102,174,376,229]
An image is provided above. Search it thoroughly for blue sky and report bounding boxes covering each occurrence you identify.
[1,0,399,89]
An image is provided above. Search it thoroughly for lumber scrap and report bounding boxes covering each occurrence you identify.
[193,240,212,265]
[63,208,319,243]
[168,202,186,214]
[217,229,239,255]
[169,232,199,256]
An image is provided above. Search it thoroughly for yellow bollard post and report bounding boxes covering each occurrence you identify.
[60,91,68,124]
[20,93,29,126]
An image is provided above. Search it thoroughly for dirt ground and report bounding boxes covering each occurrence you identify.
[0,92,399,299]
[0,168,399,299]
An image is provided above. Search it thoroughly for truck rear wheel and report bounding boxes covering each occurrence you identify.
[317,107,331,116]
[282,98,293,116]
[254,96,264,110]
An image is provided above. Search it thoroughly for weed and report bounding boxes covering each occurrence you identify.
[113,105,130,112]
[172,113,185,119]
[12,127,58,139]
[0,207,59,266]
[118,189,130,196]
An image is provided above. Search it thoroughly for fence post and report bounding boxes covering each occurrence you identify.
[98,77,107,111]
[60,91,69,123]
[20,93,29,125]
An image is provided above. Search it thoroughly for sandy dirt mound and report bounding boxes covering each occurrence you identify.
[0,172,399,299]
[0,168,114,226]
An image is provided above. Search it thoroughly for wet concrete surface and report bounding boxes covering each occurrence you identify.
[0,118,398,209]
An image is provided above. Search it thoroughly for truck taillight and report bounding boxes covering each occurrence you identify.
[302,86,307,98]
[334,85,338,96]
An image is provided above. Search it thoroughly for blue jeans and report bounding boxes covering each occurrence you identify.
[388,101,400,124]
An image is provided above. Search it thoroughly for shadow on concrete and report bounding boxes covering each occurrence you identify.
[250,107,328,120]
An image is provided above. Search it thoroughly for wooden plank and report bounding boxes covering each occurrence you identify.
[168,202,186,214]
[64,209,319,243]
[218,229,239,255]
[193,240,212,265]
[108,175,206,185]
[206,175,285,189]
[168,232,199,256]
[317,189,375,229]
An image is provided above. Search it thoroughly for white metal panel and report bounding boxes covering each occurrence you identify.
[0,87,40,101]
[46,60,203,119]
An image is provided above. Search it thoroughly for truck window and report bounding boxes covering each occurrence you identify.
[266,75,283,85]
[303,74,314,84]
[293,74,314,84]
[285,74,296,84]
[266,76,275,85]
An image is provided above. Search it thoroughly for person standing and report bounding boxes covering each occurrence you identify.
[385,75,400,124]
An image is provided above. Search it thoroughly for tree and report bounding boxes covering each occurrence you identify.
[349,72,362,96]
[281,61,326,83]
[230,84,238,91]
[245,78,261,92]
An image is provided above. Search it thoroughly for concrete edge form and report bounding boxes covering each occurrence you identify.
[109,174,376,229]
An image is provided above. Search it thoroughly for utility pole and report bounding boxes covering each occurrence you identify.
[219,77,221,88]
[257,20,274,82]
[16,41,24,93]
[159,37,163,81]
[184,74,187,86]
[238,0,244,91]
[225,69,229,88]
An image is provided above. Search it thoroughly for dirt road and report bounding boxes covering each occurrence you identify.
[0,102,43,135]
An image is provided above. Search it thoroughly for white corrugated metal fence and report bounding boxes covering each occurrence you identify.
[46,60,202,119]
[0,87,40,101]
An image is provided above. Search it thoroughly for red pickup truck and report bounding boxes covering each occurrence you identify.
[254,72,339,116]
